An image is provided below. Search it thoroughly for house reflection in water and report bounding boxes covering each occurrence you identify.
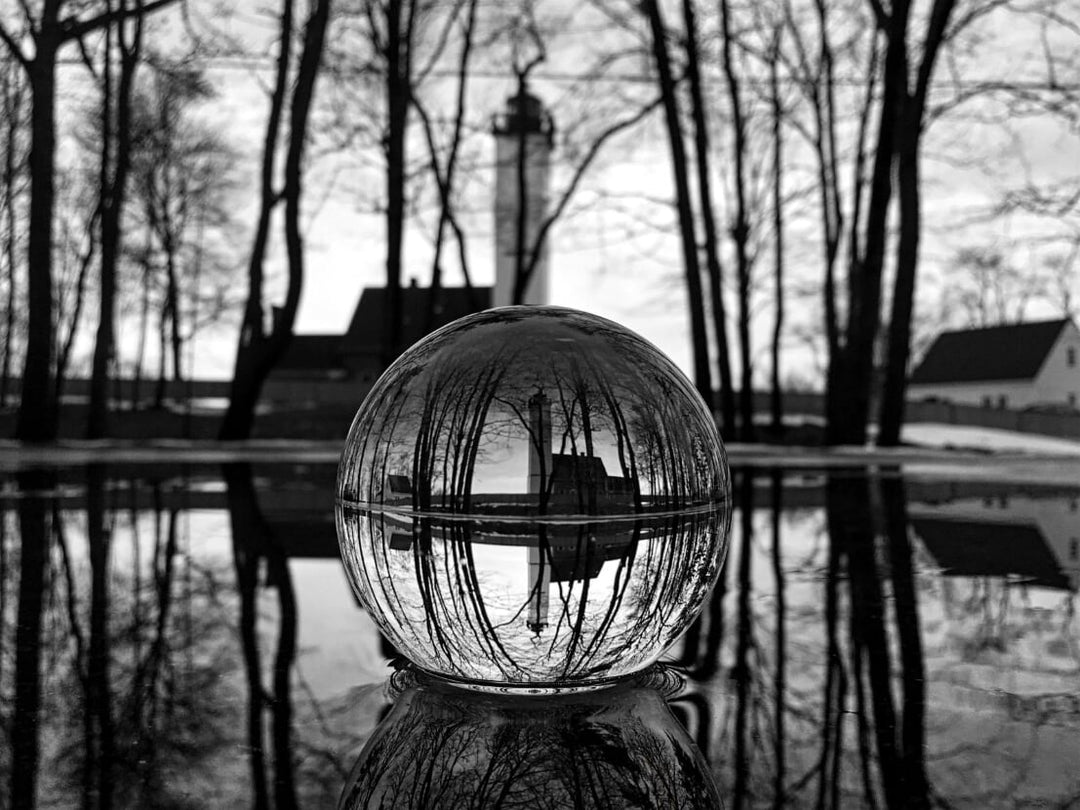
[908,482,1080,591]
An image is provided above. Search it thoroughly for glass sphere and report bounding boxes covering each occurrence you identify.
[336,306,731,692]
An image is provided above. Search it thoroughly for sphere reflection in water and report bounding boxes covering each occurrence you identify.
[339,670,723,809]
[336,306,731,691]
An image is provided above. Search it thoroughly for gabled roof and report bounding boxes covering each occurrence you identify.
[276,334,344,371]
[342,284,491,356]
[909,319,1071,385]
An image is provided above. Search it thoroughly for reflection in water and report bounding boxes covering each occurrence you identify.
[11,469,51,808]
[340,668,722,809]
[337,508,728,689]
[337,307,732,690]
[0,463,1078,806]
[225,462,300,810]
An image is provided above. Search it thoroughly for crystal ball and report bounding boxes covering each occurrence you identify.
[336,306,731,692]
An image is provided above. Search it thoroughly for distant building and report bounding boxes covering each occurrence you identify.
[266,282,490,402]
[908,318,1080,410]
[265,90,554,400]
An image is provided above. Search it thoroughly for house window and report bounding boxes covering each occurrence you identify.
[1069,393,1077,408]
[1072,538,1079,560]
[998,395,1008,409]
[982,396,992,408]
[1068,346,1077,367]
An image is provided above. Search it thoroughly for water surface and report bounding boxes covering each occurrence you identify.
[1,460,1077,807]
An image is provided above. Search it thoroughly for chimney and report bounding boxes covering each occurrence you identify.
[492,88,555,308]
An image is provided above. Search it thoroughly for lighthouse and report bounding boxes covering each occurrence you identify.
[526,390,552,634]
[492,88,555,307]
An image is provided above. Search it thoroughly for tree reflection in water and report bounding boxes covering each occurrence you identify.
[663,469,938,809]
[339,669,722,809]
[338,508,728,689]
[1,464,1078,807]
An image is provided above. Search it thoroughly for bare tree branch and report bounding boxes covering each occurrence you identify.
[0,24,29,70]
[61,0,178,42]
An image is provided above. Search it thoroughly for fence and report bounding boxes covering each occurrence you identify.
[8,379,1080,441]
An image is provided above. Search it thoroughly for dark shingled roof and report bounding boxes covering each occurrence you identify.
[276,334,344,371]
[909,319,1070,384]
[342,284,491,356]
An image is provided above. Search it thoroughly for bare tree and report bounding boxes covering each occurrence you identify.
[877,0,959,447]
[413,0,482,328]
[220,0,333,439]
[681,0,735,435]
[0,0,178,441]
[126,61,238,409]
[380,0,415,367]
[0,53,26,408]
[719,0,756,442]
[641,0,713,408]
[88,0,146,437]
[768,27,786,436]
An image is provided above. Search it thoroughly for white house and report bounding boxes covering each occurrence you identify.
[908,318,1080,410]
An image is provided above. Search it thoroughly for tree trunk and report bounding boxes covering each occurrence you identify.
[17,33,60,442]
[220,0,330,439]
[827,0,910,445]
[0,60,21,409]
[642,0,713,407]
[383,0,410,367]
[719,0,755,442]
[89,5,142,438]
[132,254,151,409]
[877,0,956,447]
[55,217,95,402]
[221,0,294,439]
[877,125,919,447]
[769,38,785,436]
[682,0,730,428]
[88,5,116,437]
[154,305,167,408]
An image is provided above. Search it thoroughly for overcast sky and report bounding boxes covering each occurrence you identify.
[51,0,1080,386]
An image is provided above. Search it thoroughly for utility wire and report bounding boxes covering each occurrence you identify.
[44,54,1080,91]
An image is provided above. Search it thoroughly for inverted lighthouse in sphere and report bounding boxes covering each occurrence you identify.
[492,89,555,308]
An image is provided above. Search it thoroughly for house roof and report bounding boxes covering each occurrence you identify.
[276,334,344,371]
[342,284,491,356]
[909,319,1071,385]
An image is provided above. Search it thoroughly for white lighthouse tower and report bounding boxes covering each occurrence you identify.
[492,88,554,307]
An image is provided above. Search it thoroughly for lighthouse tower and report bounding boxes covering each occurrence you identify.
[492,88,555,307]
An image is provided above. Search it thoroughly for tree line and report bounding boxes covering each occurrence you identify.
[1,0,1077,443]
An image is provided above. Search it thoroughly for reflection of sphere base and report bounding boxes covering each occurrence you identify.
[337,306,732,690]
[339,667,723,809]
[412,666,644,697]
